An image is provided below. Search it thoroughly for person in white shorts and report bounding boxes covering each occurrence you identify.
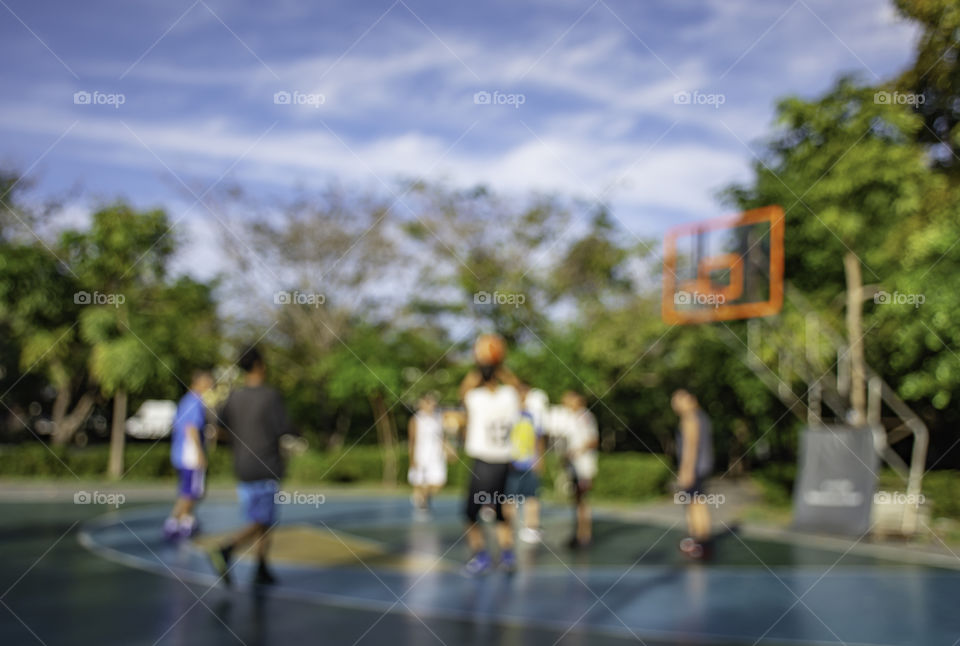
[552,391,598,549]
[407,393,448,512]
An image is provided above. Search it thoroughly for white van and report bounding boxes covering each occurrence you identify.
[125,400,177,439]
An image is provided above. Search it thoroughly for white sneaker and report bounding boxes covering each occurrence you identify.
[519,527,542,544]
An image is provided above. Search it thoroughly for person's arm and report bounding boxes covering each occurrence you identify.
[533,434,547,474]
[186,424,206,468]
[678,414,699,488]
[495,365,522,388]
[407,415,418,469]
[273,390,297,439]
[458,369,483,401]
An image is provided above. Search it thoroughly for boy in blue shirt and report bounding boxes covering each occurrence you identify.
[164,370,214,540]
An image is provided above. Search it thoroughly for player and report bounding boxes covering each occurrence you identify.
[671,388,714,559]
[407,392,448,515]
[503,385,548,543]
[459,333,521,575]
[209,346,296,586]
[164,369,214,540]
[554,391,598,549]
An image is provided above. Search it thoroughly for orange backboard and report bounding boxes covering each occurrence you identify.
[662,205,784,324]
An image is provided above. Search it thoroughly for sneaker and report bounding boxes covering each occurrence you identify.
[178,516,199,539]
[567,535,591,550]
[163,517,180,542]
[208,545,233,586]
[679,537,697,554]
[254,563,277,586]
[463,551,492,577]
[679,537,711,560]
[499,549,517,573]
[519,527,542,544]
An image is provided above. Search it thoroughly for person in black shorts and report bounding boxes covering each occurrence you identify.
[672,389,714,559]
[459,334,521,575]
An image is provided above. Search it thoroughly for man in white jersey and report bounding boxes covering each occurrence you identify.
[459,335,521,575]
[407,393,448,514]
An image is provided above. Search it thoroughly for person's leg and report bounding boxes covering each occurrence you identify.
[227,522,264,550]
[210,480,278,584]
[576,487,592,544]
[412,485,426,508]
[463,460,492,574]
[495,520,514,549]
[466,523,485,552]
[181,498,195,517]
[524,497,540,531]
[502,468,519,527]
[688,501,711,542]
[501,499,518,525]
[171,497,189,519]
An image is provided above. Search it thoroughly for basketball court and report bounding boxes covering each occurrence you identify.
[2,494,957,646]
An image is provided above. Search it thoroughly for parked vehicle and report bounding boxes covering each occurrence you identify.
[125,400,177,439]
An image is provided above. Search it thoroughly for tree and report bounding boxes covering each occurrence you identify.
[895,0,960,178]
[62,204,220,477]
[723,76,938,424]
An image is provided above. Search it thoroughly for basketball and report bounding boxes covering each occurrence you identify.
[473,333,506,366]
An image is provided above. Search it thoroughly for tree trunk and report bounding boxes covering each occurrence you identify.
[369,393,397,487]
[51,389,96,445]
[327,410,350,451]
[844,251,866,427]
[108,389,127,479]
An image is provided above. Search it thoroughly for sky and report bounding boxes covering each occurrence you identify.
[0,0,919,279]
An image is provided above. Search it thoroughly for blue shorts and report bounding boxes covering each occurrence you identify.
[505,466,540,498]
[177,469,206,500]
[237,479,279,526]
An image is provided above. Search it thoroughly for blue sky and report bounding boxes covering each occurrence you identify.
[1,0,918,276]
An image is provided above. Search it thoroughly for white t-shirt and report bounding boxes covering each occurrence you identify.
[550,406,599,480]
[464,384,520,463]
[524,388,550,432]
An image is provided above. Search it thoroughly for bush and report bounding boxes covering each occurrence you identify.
[0,441,233,480]
[914,470,960,520]
[0,442,673,501]
[589,453,673,501]
[752,462,797,508]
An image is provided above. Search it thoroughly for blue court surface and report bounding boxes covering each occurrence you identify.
[2,495,959,646]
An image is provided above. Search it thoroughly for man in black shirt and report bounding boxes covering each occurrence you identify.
[209,345,295,586]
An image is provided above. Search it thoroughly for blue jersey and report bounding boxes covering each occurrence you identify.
[171,391,206,469]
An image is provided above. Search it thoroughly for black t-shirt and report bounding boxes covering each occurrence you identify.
[218,385,294,482]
